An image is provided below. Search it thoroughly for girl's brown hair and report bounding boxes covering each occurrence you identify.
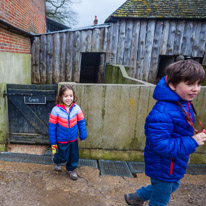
[166,59,205,86]
[55,84,77,104]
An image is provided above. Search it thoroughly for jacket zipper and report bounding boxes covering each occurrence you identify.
[170,158,174,175]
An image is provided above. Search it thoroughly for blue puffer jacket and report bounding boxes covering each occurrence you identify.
[48,103,87,145]
[144,76,198,182]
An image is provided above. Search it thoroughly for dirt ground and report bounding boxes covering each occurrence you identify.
[0,160,205,206]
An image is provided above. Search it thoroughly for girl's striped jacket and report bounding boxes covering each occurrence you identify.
[48,103,87,145]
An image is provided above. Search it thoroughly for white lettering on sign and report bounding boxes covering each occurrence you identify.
[28,97,40,103]
[24,96,46,104]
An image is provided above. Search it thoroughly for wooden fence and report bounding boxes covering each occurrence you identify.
[31,20,206,84]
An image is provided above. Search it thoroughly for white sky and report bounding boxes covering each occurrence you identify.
[73,0,126,28]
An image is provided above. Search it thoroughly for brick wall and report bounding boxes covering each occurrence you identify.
[0,27,31,54]
[0,0,46,34]
[0,0,46,54]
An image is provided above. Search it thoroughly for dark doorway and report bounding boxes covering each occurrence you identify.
[80,53,105,83]
[156,55,176,82]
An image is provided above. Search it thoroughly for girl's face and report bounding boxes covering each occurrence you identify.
[169,80,201,101]
[62,89,74,107]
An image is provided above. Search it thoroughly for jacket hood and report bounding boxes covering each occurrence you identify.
[153,76,183,102]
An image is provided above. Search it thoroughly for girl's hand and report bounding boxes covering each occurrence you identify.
[80,140,84,142]
[51,144,58,158]
[192,133,206,146]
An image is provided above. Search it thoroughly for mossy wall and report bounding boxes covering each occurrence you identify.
[0,52,31,84]
[0,52,31,152]
[104,64,153,85]
[0,83,8,151]
[59,82,206,163]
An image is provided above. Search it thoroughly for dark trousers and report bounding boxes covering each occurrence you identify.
[53,140,79,171]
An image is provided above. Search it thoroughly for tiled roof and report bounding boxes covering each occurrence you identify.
[105,0,206,22]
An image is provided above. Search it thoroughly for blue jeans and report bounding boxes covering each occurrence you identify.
[53,141,79,171]
[137,178,180,206]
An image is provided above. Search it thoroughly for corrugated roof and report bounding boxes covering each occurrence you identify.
[105,0,206,22]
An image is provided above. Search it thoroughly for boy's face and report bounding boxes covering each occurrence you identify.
[62,89,74,107]
[169,80,201,101]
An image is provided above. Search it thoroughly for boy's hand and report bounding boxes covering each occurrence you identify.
[192,133,206,146]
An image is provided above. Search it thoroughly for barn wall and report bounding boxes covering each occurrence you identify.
[31,19,206,84]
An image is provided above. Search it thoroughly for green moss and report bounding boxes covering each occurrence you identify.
[79,148,144,162]
[0,144,7,152]
[190,153,206,164]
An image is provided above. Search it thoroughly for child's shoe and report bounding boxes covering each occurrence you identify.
[54,163,62,171]
[67,170,78,180]
[124,193,144,206]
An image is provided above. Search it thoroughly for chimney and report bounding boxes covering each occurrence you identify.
[93,16,98,25]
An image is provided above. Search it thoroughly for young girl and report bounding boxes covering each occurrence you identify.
[48,84,87,180]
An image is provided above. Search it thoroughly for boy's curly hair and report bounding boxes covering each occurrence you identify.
[56,84,77,104]
[166,59,205,86]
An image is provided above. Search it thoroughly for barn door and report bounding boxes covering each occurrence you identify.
[6,84,57,145]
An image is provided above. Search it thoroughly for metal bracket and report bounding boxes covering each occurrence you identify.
[3,91,33,97]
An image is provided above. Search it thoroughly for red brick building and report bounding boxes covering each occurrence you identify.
[0,0,46,54]
[0,0,46,84]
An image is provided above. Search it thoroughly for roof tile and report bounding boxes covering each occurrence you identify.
[106,0,206,21]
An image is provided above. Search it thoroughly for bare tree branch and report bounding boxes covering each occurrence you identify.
[45,0,81,27]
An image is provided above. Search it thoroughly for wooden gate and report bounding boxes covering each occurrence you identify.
[6,84,58,145]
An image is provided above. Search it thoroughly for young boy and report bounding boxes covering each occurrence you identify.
[124,59,206,206]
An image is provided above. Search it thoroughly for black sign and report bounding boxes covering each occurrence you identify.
[24,96,46,104]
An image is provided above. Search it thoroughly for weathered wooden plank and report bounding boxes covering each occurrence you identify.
[136,20,147,79]
[167,21,176,55]
[186,21,194,56]
[31,37,36,83]
[46,34,53,84]
[99,28,105,51]
[65,32,73,82]
[203,47,206,65]
[53,33,61,84]
[72,31,81,82]
[129,20,140,77]
[80,30,88,53]
[174,20,185,55]
[85,30,92,52]
[97,54,105,83]
[197,22,206,57]
[59,33,66,82]
[39,35,47,84]
[143,20,155,81]
[159,21,170,55]
[111,22,120,64]
[148,21,163,83]
[182,21,193,56]
[91,28,101,51]
[103,26,109,52]
[192,21,202,57]
[106,24,113,62]
[116,20,126,65]
[123,20,133,66]
[32,37,41,83]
